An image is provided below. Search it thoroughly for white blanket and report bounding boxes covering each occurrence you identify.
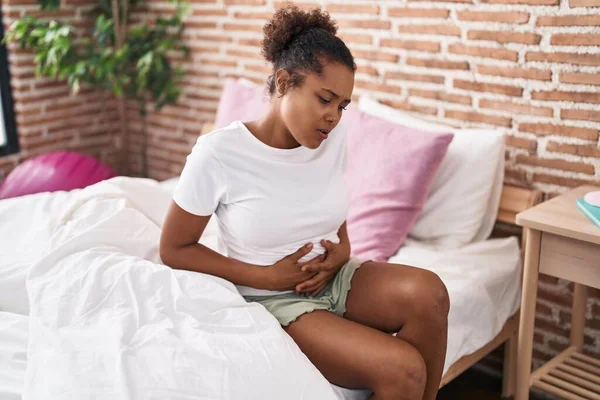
[0,312,28,400]
[23,177,340,400]
[0,177,521,400]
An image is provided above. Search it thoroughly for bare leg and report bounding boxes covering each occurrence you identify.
[345,262,450,400]
[284,310,427,400]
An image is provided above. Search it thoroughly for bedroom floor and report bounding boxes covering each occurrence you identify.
[437,368,546,399]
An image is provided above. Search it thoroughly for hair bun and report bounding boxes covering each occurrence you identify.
[261,5,338,64]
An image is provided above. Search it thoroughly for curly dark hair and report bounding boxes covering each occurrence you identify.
[261,5,356,97]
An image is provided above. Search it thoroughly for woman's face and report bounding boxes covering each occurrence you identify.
[279,62,354,149]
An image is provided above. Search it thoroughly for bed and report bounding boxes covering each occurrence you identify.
[0,174,541,399]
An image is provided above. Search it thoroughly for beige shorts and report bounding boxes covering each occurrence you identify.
[243,257,368,327]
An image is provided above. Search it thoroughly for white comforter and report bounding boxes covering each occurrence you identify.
[0,177,521,400]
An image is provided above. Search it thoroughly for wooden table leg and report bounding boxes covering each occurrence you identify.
[570,283,588,349]
[516,228,541,400]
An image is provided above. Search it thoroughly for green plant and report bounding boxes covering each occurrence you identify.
[4,0,190,176]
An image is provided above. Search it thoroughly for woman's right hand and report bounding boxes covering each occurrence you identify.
[265,243,325,292]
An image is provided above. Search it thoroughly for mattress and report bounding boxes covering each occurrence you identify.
[0,177,521,400]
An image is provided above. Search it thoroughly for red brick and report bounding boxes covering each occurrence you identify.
[184,21,219,29]
[406,57,470,70]
[537,15,600,26]
[457,11,529,23]
[25,9,76,18]
[380,39,441,53]
[232,11,273,19]
[408,0,473,3]
[532,90,600,104]
[225,48,261,59]
[273,1,319,10]
[533,173,600,188]
[326,4,379,14]
[338,33,373,45]
[551,33,600,46]
[353,50,399,63]
[516,155,595,175]
[454,79,523,97]
[570,0,600,6]
[380,99,438,115]
[409,89,472,105]
[546,141,600,158]
[519,123,599,140]
[237,38,261,47]
[534,316,569,337]
[482,0,558,4]
[224,0,265,4]
[479,99,553,117]
[505,168,529,183]
[561,108,600,123]
[199,58,238,68]
[467,30,541,44]
[560,72,600,86]
[355,80,402,95]
[356,65,379,77]
[388,8,450,18]
[526,52,600,66]
[449,44,518,61]
[398,24,461,36]
[444,109,512,127]
[222,22,262,32]
[385,71,444,84]
[506,135,538,152]
[337,20,391,29]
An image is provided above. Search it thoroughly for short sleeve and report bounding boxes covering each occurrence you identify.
[172,141,228,216]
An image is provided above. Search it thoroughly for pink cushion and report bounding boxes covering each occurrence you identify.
[0,151,116,200]
[344,106,454,262]
[214,77,270,130]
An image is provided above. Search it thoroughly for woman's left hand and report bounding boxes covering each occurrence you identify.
[295,239,350,296]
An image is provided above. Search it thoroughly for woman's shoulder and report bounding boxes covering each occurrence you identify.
[194,121,245,148]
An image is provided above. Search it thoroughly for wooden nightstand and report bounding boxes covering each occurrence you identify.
[515,185,600,400]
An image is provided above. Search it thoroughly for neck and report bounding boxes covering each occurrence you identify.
[250,103,301,150]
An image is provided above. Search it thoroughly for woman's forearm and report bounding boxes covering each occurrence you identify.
[161,243,272,290]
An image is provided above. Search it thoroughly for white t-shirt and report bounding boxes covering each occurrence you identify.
[173,120,349,296]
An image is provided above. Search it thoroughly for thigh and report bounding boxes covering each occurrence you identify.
[284,310,423,391]
[345,262,449,333]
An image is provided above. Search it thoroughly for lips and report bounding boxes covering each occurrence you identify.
[317,128,330,140]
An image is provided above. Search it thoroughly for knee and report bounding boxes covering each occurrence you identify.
[413,270,450,321]
[374,345,427,400]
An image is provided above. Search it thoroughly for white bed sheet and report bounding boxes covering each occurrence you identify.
[0,312,28,400]
[0,177,521,400]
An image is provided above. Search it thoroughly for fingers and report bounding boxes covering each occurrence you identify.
[301,259,329,272]
[304,253,326,266]
[296,273,325,294]
[291,243,313,261]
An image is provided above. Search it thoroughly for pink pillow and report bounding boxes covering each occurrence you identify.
[344,106,454,262]
[214,77,270,130]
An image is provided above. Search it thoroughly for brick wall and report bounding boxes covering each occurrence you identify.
[138,0,600,377]
[0,0,122,182]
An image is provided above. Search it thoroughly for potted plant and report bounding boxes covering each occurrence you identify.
[4,0,190,177]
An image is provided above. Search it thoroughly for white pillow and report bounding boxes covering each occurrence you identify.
[358,95,505,250]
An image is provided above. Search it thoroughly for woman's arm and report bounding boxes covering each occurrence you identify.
[160,201,270,289]
[337,221,351,250]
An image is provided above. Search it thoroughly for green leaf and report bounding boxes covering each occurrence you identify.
[38,0,60,11]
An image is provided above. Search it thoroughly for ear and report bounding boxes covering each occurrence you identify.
[275,69,290,96]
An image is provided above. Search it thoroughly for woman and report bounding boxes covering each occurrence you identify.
[160,6,449,400]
